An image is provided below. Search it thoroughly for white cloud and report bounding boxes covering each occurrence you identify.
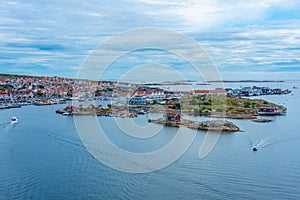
[1,0,300,78]
[136,0,300,30]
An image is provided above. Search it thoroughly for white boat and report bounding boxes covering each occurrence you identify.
[11,116,18,123]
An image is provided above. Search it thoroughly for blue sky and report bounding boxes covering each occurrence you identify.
[1,0,300,80]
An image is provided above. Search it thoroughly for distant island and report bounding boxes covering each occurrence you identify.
[207,80,285,83]
[141,79,285,86]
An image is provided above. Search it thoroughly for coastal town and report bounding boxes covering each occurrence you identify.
[0,74,292,131]
[0,74,291,106]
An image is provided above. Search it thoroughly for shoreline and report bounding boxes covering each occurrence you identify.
[148,118,240,132]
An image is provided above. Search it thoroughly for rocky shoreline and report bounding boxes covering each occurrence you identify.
[148,118,240,132]
[251,118,272,123]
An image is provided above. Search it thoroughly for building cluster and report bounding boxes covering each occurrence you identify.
[0,74,292,110]
[0,75,185,107]
[122,89,185,105]
[0,75,115,105]
[226,86,291,97]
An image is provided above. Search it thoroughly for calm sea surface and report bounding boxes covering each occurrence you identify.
[1,81,300,199]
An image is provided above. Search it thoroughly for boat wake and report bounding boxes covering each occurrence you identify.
[252,136,300,151]
[0,122,15,140]
[252,137,271,151]
[0,122,14,129]
[32,128,84,149]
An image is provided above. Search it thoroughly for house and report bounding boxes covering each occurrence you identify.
[0,91,10,100]
[129,95,147,105]
[165,104,181,124]
[272,88,282,95]
[118,92,131,104]
[261,87,272,95]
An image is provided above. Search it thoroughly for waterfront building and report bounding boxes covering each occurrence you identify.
[129,95,147,105]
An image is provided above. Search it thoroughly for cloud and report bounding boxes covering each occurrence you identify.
[0,0,300,79]
[137,0,300,31]
[190,22,300,72]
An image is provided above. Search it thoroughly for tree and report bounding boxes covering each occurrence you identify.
[175,102,181,109]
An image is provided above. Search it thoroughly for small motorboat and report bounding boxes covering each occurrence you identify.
[252,147,258,151]
[11,117,18,123]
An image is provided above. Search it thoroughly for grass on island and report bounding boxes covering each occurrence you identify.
[149,94,286,119]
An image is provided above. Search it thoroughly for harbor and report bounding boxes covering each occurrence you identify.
[1,75,298,200]
[1,74,292,133]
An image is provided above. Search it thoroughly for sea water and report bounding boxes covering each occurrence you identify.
[0,81,299,199]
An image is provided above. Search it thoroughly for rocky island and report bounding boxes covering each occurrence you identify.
[55,85,287,132]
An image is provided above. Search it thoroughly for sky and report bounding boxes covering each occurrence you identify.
[1,0,300,81]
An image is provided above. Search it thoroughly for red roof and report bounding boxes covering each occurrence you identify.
[0,91,8,95]
[135,91,146,96]
[168,104,176,109]
[119,92,130,97]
